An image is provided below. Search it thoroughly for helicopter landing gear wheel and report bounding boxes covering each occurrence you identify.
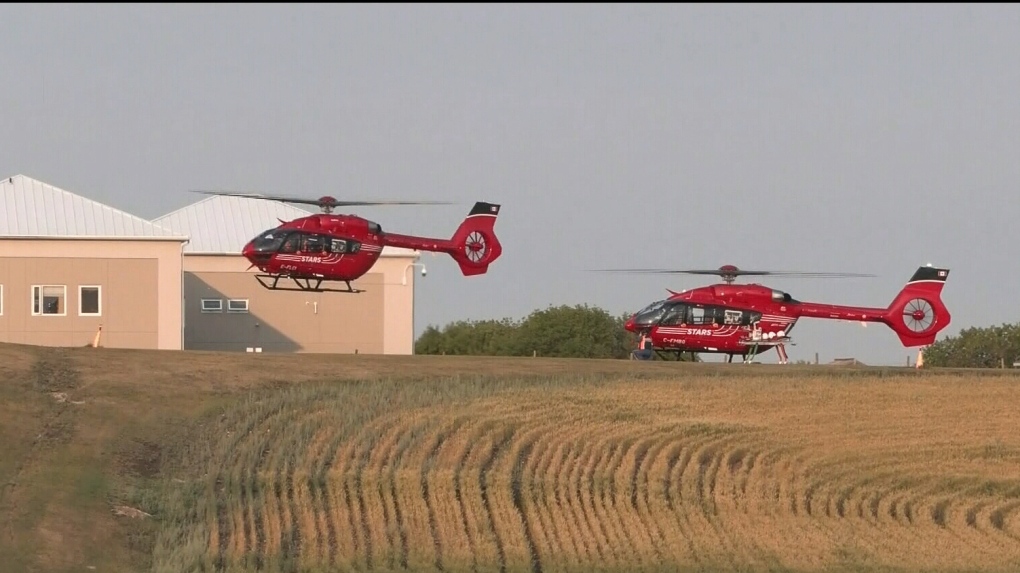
[902,298,935,333]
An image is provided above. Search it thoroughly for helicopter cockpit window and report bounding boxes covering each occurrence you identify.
[636,300,666,315]
[632,300,668,327]
[251,230,289,253]
[279,233,301,254]
[659,303,687,326]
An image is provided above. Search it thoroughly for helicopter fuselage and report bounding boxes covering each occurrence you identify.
[625,266,951,362]
[236,201,503,293]
[242,214,385,281]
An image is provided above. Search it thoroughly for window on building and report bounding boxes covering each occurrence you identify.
[79,285,101,316]
[201,298,223,313]
[227,299,249,313]
[32,285,67,316]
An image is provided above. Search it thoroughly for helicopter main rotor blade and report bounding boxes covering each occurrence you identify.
[190,190,454,207]
[587,268,876,278]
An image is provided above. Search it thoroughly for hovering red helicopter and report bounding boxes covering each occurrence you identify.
[602,264,951,364]
[194,191,502,293]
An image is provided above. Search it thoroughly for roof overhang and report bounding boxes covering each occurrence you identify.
[0,234,190,242]
[381,247,421,258]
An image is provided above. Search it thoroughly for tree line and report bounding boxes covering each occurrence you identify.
[417,305,1020,369]
[414,303,698,360]
[922,322,1020,368]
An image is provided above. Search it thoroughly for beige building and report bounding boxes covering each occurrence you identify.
[0,175,187,350]
[152,194,421,354]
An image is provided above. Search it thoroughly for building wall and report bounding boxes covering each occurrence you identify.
[181,253,417,354]
[0,239,184,350]
[373,254,418,354]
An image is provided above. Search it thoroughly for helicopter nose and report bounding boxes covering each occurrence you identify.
[624,316,637,333]
[241,241,263,271]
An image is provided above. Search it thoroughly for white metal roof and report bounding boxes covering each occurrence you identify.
[0,174,186,240]
[152,194,419,258]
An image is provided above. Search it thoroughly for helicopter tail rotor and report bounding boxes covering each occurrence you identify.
[449,202,503,276]
[882,265,952,347]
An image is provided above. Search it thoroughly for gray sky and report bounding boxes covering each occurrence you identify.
[3,4,1018,365]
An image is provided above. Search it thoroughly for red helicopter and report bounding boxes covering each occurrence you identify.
[194,191,503,293]
[602,264,951,364]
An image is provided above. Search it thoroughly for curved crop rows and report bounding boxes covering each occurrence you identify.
[151,375,1020,573]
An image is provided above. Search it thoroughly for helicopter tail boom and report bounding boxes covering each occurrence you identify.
[881,266,951,347]
[380,202,503,276]
[789,265,951,347]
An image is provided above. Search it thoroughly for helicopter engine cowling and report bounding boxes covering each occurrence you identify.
[771,289,795,303]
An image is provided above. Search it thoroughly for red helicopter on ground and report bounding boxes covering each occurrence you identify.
[194,191,503,293]
[600,264,951,364]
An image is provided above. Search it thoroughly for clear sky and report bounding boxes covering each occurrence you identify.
[3,4,1018,365]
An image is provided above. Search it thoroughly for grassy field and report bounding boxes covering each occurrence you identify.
[2,342,1020,572]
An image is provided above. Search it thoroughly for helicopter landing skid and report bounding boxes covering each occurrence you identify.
[254,274,363,294]
[654,349,699,362]
[737,338,792,364]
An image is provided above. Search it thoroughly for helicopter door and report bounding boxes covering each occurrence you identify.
[328,238,348,254]
[689,306,714,325]
[324,237,362,254]
[723,309,744,326]
[301,233,325,254]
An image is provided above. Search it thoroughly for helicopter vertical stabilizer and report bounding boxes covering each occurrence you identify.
[449,202,503,276]
[883,266,951,347]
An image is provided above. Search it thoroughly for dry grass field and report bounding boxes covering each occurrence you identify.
[2,342,1020,573]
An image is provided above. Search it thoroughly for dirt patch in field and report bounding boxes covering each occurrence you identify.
[114,439,164,480]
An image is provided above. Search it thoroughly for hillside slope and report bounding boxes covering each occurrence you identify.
[1,343,1019,572]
